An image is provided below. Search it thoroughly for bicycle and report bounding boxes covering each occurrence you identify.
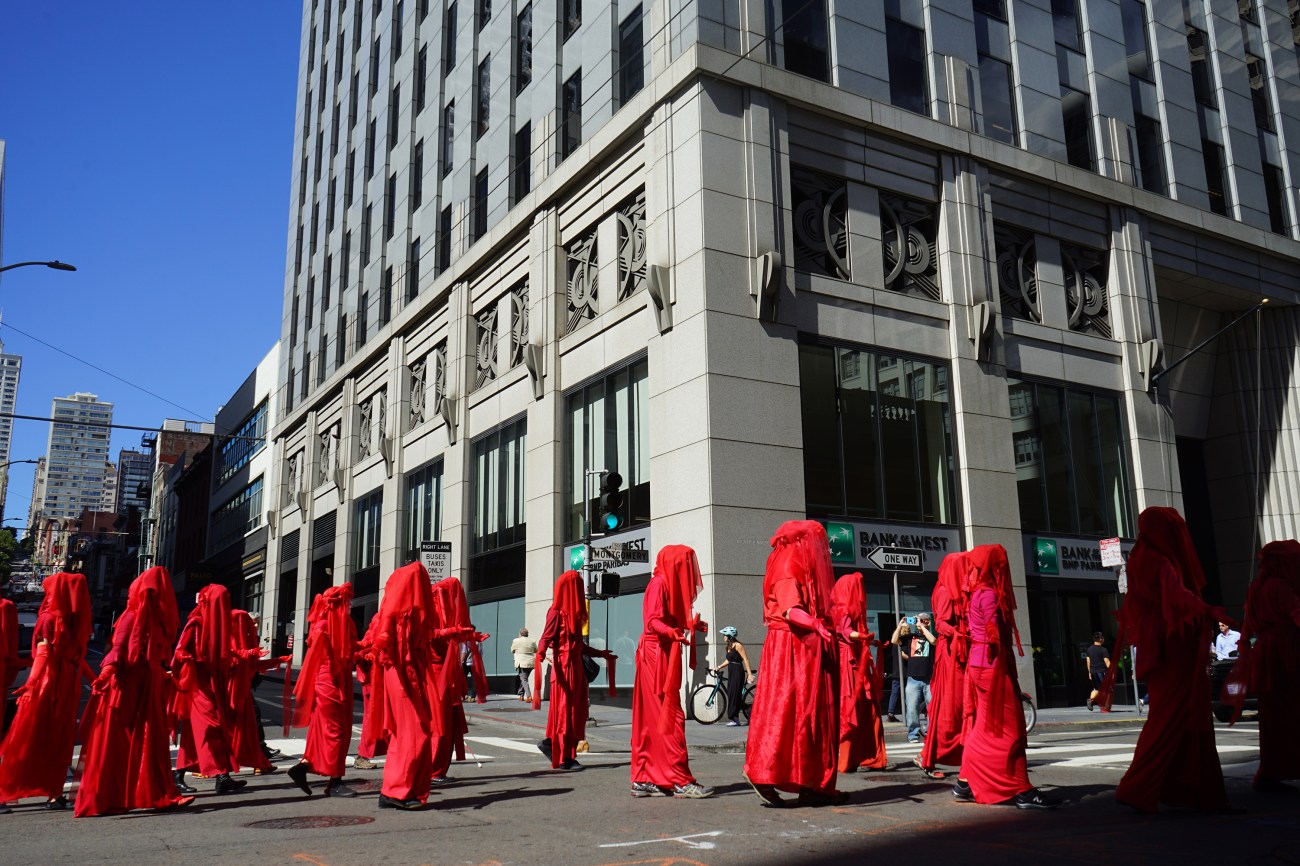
[689,669,758,725]
[1021,691,1037,734]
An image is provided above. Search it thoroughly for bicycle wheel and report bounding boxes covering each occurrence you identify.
[740,684,755,721]
[1022,693,1037,734]
[691,684,726,725]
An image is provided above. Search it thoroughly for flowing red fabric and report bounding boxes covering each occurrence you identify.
[355,615,389,760]
[227,610,276,773]
[630,547,701,788]
[921,552,971,769]
[959,584,1031,803]
[374,563,440,803]
[1102,507,1227,812]
[433,578,490,703]
[75,567,186,817]
[831,573,886,772]
[743,521,839,794]
[171,584,240,776]
[0,572,94,802]
[1225,540,1300,785]
[535,570,592,767]
[1,597,30,697]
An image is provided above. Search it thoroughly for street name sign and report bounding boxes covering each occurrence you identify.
[864,546,925,573]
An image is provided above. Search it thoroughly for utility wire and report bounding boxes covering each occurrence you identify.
[0,412,265,443]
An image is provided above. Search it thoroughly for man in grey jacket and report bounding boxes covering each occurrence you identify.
[511,627,538,701]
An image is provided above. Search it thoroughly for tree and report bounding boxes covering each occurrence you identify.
[0,528,17,584]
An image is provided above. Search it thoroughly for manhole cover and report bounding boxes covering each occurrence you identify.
[246,816,376,830]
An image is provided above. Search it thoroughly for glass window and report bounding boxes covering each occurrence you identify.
[442,101,454,176]
[473,168,489,241]
[1061,86,1093,170]
[564,356,650,542]
[353,487,383,570]
[885,13,928,115]
[216,400,268,486]
[562,0,580,40]
[561,71,582,159]
[477,56,491,137]
[469,417,527,592]
[516,4,533,93]
[618,6,644,104]
[1203,139,1229,215]
[1009,378,1134,537]
[404,459,443,562]
[1263,162,1288,234]
[781,0,829,82]
[210,478,264,553]
[978,54,1017,145]
[1134,114,1166,194]
[513,123,531,203]
[1121,0,1152,80]
[1051,0,1082,50]
[798,342,956,525]
[445,1,458,74]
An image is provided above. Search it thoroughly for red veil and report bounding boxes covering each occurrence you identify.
[432,577,489,703]
[532,570,588,709]
[293,583,356,727]
[766,521,836,627]
[371,563,441,738]
[37,571,94,661]
[654,545,703,733]
[830,573,871,698]
[126,567,179,665]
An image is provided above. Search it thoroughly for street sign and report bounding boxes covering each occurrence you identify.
[1117,563,1128,594]
[420,540,453,582]
[864,546,925,573]
[1099,537,1123,567]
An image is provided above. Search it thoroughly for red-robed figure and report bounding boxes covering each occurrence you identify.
[1101,507,1230,812]
[0,572,93,809]
[630,544,713,798]
[228,609,282,776]
[430,577,487,784]
[533,570,604,770]
[919,551,971,777]
[371,563,448,810]
[354,615,388,769]
[287,583,358,797]
[75,567,191,817]
[953,544,1055,809]
[171,583,246,795]
[1226,540,1300,793]
[743,520,844,807]
[830,572,887,774]
[1,596,30,701]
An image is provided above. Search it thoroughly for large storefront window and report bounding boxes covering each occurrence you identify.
[799,341,956,524]
[1008,378,1134,537]
[564,355,649,542]
[470,416,527,595]
[352,487,382,597]
[404,459,443,563]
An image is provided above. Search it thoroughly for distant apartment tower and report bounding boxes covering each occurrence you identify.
[40,393,113,522]
[115,448,153,514]
[99,461,118,512]
[0,331,21,517]
[26,456,45,534]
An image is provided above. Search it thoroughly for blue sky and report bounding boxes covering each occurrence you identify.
[0,2,302,530]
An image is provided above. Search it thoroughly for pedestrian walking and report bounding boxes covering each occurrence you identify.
[743,520,844,807]
[1100,507,1231,813]
[831,573,886,774]
[919,551,970,778]
[287,583,360,798]
[0,572,93,811]
[533,570,606,771]
[1225,539,1300,793]
[714,627,753,726]
[511,627,537,701]
[170,584,246,796]
[952,544,1057,810]
[74,567,192,817]
[1084,632,1110,711]
[629,544,713,799]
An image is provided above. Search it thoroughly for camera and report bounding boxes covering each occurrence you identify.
[906,615,917,626]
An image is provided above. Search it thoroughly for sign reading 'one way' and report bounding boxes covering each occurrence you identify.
[864,546,925,573]
[420,541,453,582]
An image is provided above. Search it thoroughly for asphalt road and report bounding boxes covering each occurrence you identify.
[2,702,1292,866]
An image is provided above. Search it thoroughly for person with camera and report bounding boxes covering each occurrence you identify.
[902,613,936,744]
[885,620,910,723]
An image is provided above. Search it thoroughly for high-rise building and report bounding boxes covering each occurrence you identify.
[266,0,1300,706]
[99,462,118,513]
[40,393,113,522]
[0,328,22,518]
[115,448,154,514]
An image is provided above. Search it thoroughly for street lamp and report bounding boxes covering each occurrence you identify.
[0,260,77,274]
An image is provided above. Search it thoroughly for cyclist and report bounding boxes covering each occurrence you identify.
[714,627,755,726]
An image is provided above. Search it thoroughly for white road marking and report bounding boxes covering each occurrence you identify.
[599,831,725,851]
[463,735,617,757]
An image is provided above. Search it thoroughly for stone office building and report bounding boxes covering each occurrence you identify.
[266,0,1300,705]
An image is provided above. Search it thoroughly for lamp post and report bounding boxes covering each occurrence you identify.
[0,260,77,274]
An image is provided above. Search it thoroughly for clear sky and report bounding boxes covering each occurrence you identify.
[0,2,302,532]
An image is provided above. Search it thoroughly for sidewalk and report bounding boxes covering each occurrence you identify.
[462,694,1149,754]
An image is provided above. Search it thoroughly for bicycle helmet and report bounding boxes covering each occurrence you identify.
[719,626,739,639]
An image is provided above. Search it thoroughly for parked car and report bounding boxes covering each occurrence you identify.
[1209,656,1256,722]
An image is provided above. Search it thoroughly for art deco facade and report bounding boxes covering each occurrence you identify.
[267,0,1300,705]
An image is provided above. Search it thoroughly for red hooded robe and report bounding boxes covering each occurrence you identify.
[356,615,389,761]
[171,584,240,777]
[1103,506,1228,812]
[958,544,1032,804]
[630,544,704,788]
[920,550,971,770]
[533,570,597,768]
[430,577,485,777]
[228,609,281,773]
[292,584,358,778]
[373,563,445,804]
[75,567,187,817]
[1,597,29,699]
[742,521,840,795]
[831,572,886,773]
[0,572,94,802]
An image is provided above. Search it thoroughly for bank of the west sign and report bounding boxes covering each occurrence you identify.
[824,520,962,573]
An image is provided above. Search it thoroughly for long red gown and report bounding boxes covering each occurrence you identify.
[1239,541,1300,786]
[1107,507,1228,812]
[172,585,240,777]
[1,597,27,699]
[229,610,278,773]
[534,570,595,768]
[921,554,969,770]
[0,572,93,803]
[356,618,388,761]
[830,573,886,773]
[743,521,839,795]
[75,567,187,817]
[430,578,487,778]
[293,584,357,778]
[630,546,704,789]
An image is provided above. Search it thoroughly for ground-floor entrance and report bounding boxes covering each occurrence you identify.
[1026,579,1124,708]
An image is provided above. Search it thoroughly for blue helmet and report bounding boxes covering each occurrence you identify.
[720,626,739,639]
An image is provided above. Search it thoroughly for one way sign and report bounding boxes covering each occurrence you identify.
[865,546,925,573]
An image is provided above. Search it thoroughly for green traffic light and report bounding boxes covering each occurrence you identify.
[603,512,621,531]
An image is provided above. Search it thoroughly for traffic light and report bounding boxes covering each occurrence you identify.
[598,571,621,599]
[598,471,624,533]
